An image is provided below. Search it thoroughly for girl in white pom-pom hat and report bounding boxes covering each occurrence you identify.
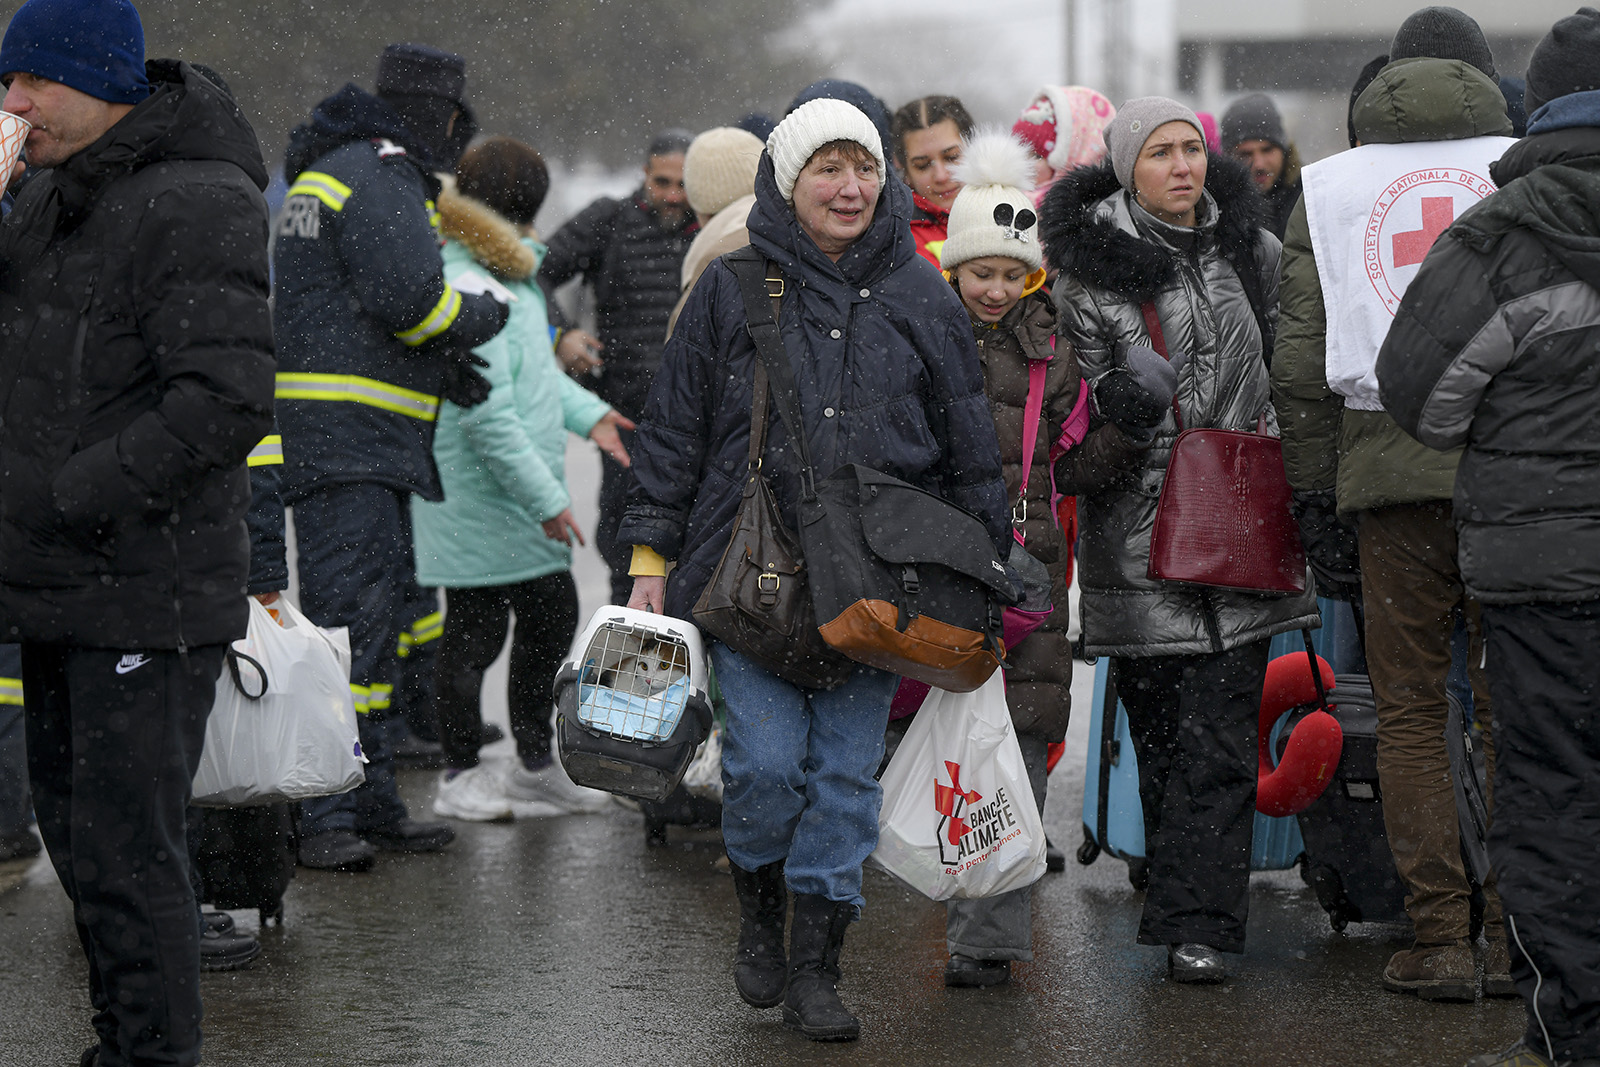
[934,129,1091,988]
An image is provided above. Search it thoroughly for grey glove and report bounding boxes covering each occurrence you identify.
[1093,343,1191,444]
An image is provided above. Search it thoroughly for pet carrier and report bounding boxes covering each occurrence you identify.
[555,606,712,802]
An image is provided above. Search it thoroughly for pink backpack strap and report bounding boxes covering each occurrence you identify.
[1014,359,1048,545]
[1050,382,1091,461]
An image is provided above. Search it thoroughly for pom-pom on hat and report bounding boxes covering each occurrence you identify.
[683,127,763,217]
[0,0,148,105]
[940,129,1042,272]
[766,98,885,202]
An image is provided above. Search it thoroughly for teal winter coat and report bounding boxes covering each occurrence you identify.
[412,185,611,588]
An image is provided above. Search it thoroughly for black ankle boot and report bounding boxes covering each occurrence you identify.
[782,894,859,1041]
[730,861,787,1008]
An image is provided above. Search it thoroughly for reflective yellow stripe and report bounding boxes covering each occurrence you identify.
[0,677,20,706]
[246,434,283,467]
[409,611,443,645]
[350,683,371,715]
[287,171,352,212]
[425,198,441,232]
[276,373,439,421]
[394,284,462,347]
[367,683,393,712]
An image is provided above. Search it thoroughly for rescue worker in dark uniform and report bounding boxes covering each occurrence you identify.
[273,43,509,871]
[538,129,698,603]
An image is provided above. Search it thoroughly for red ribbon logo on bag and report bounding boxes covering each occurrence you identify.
[934,759,1024,870]
[934,760,982,864]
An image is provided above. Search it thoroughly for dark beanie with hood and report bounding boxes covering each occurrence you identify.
[375,43,475,169]
[1523,7,1600,115]
[1390,6,1497,78]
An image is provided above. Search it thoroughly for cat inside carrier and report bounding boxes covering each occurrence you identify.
[555,606,712,802]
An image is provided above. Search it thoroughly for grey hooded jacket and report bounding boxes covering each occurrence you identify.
[1378,124,1600,605]
[1039,157,1319,656]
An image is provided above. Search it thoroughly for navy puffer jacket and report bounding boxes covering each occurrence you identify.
[618,154,1010,620]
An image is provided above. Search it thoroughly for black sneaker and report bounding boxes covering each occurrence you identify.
[944,955,1011,988]
[362,817,455,852]
[200,910,260,972]
[297,829,376,872]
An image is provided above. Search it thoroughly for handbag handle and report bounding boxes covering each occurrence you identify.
[1300,628,1330,714]
[1140,300,1186,433]
[225,647,269,701]
[730,251,818,499]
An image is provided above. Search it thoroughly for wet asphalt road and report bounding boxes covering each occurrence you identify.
[0,443,1524,1066]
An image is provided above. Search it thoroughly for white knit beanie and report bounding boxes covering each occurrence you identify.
[684,127,764,217]
[766,97,885,202]
[939,129,1042,272]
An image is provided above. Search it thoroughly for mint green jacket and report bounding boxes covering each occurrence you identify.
[413,197,610,587]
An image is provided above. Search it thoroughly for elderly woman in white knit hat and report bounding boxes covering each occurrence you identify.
[618,98,1010,1040]
[1039,97,1319,983]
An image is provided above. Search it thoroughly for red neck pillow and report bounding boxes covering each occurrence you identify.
[1257,652,1343,817]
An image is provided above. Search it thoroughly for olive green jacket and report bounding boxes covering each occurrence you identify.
[1272,58,1513,515]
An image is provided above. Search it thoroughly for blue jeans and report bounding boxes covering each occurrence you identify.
[712,642,897,911]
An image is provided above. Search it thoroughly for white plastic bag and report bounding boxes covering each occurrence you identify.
[680,720,723,801]
[871,672,1047,900]
[192,597,367,806]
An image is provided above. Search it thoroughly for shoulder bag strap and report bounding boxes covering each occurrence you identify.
[1139,300,1185,433]
[1014,360,1047,543]
[729,253,817,497]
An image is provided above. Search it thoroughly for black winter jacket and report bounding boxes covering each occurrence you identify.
[0,61,275,648]
[538,191,698,420]
[618,155,1010,620]
[273,85,507,502]
[1378,124,1600,605]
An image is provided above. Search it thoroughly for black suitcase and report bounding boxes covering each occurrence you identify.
[1290,674,1487,931]
[195,804,295,925]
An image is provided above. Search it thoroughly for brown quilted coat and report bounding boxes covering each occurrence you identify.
[973,289,1082,743]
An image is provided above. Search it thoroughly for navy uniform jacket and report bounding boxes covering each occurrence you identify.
[272,85,506,503]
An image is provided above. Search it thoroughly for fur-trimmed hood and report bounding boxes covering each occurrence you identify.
[435,175,538,280]
[1038,152,1265,301]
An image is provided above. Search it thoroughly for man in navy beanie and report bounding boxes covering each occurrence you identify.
[0,0,275,1062]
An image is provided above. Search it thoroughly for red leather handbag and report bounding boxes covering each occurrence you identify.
[1140,303,1308,595]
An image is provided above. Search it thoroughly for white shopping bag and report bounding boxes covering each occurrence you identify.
[680,720,723,801]
[192,597,367,806]
[871,672,1047,900]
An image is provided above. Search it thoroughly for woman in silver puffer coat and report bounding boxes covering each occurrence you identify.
[1040,97,1318,984]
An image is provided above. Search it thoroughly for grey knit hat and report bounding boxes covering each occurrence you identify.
[1221,93,1288,152]
[1524,7,1600,115]
[1391,6,1496,78]
[1103,97,1205,191]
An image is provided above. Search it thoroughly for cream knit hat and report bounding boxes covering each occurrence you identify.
[766,97,885,202]
[939,129,1042,272]
[684,127,764,217]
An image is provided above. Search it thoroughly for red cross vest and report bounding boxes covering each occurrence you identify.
[1301,136,1514,410]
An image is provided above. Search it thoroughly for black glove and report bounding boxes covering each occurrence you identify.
[1290,489,1361,601]
[439,348,492,408]
[1093,343,1190,443]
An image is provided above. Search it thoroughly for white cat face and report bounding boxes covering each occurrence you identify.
[609,639,688,696]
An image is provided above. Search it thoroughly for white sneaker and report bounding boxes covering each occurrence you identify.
[504,758,612,817]
[432,766,514,822]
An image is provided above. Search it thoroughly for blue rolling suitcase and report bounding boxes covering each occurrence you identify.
[1076,598,1363,882]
